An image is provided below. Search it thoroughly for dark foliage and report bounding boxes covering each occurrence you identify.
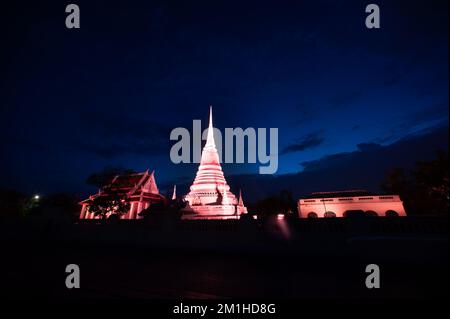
[30,193,80,220]
[86,166,136,188]
[249,189,297,217]
[0,188,28,218]
[86,193,130,219]
[0,189,80,220]
[139,198,185,220]
[382,151,449,215]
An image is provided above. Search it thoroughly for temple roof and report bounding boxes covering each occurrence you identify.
[109,173,145,189]
[80,170,162,203]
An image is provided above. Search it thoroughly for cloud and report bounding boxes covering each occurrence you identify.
[356,143,382,152]
[300,126,448,174]
[225,125,448,203]
[281,132,325,155]
[407,102,449,126]
[375,102,449,144]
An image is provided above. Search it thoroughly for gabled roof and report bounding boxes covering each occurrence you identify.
[80,170,161,203]
[109,174,144,189]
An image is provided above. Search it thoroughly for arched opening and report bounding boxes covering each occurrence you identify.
[324,211,336,218]
[365,210,378,217]
[385,210,399,217]
[307,212,318,218]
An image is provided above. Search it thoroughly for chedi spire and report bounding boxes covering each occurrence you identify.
[182,107,247,220]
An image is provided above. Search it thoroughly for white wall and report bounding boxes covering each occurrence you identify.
[298,195,407,218]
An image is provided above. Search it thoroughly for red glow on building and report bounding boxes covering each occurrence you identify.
[182,107,248,220]
[298,190,407,218]
[79,170,165,219]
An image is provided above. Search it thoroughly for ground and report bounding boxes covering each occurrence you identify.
[0,217,448,299]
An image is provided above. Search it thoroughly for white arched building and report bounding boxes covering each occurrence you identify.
[298,190,407,218]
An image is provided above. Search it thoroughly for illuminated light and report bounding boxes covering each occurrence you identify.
[274,214,291,239]
[252,215,258,220]
[79,170,165,220]
[182,107,248,220]
[297,192,407,217]
[34,195,40,200]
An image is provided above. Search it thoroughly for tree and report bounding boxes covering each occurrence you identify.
[252,189,296,217]
[413,151,449,206]
[381,168,409,196]
[382,151,449,216]
[0,189,81,220]
[25,193,80,220]
[139,197,183,220]
[86,166,136,189]
[87,193,130,220]
[0,188,28,218]
[39,193,80,220]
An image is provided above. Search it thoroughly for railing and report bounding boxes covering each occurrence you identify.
[299,195,401,204]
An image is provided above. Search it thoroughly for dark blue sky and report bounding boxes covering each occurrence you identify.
[1,0,448,200]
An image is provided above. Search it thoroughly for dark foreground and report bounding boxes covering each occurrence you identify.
[0,216,448,299]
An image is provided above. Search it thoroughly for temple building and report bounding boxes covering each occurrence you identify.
[182,107,248,220]
[297,190,407,218]
[79,170,166,219]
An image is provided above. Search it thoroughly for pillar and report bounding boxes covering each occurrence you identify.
[136,200,144,219]
[129,202,136,219]
[79,204,87,219]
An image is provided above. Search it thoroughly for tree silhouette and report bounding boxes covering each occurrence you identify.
[382,151,448,215]
[87,193,130,220]
[252,189,296,217]
[86,166,136,188]
[139,197,184,220]
[0,188,29,218]
[413,151,449,204]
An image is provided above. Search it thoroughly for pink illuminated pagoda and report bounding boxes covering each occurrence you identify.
[182,107,248,220]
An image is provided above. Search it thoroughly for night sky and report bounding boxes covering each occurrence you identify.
[1,0,448,201]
